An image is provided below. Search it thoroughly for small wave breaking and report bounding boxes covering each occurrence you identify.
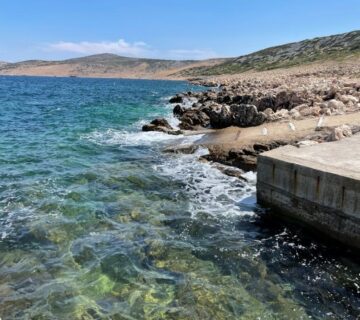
[156,147,257,218]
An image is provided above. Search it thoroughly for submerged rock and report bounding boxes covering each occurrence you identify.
[163,144,200,154]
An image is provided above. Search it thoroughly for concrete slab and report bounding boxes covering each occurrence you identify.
[257,134,360,248]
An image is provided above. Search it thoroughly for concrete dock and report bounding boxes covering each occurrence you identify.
[257,134,360,248]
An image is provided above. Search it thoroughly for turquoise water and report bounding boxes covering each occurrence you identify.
[0,76,359,319]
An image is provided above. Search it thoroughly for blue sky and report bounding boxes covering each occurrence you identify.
[0,0,359,62]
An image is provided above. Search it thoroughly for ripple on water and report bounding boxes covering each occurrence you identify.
[0,77,359,319]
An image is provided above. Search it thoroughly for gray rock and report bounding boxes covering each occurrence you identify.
[231,104,266,127]
[142,118,180,134]
[202,103,232,128]
[149,118,172,129]
[232,94,255,105]
[274,91,304,110]
[179,109,210,130]
[169,95,184,104]
[329,125,352,141]
[328,99,346,111]
[257,95,276,111]
[173,104,185,117]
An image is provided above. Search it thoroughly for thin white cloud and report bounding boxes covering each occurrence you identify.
[46,38,218,60]
[48,39,150,57]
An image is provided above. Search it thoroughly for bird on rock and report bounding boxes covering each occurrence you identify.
[288,122,296,131]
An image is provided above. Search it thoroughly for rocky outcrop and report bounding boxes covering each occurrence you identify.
[179,109,210,130]
[169,75,360,131]
[142,118,182,135]
[200,141,288,171]
[146,63,360,178]
[176,103,266,130]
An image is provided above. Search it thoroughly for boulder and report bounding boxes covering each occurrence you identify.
[323,88,337,101]
[257,95,276,111]
[217,94,232,104]
[149,118,172,129]
[201,103,267,129]
[232,94,255,105]
[202,103,232,128]
[293,104,309,112]
[263,108,274,117]
[267,109,289,121]
[274,91,304,110]
[337,95,358,104]
[173,104,185,117]
[163,144,199,154]
[231,104,266,127]
[169,95,183,104]
[204,91,218,101]
[299,106,321,117]
[212,163,247,181]
[329,125,352,141]
[142,118,181,134]
[179,109,210,130]
[192,102,203,109]
[296,140,319,147]
[322,108,332,116]
[327,99,346,112]
[289,109,301,119]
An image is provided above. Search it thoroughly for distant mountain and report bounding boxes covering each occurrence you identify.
[0,54,228,79]
[0,61,8,67]
[1,30,359,79]
[176,30,360,77]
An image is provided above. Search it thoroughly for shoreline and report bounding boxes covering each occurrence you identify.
[0,73,190,82]
[142,62,360,247]
[145,62,360,173]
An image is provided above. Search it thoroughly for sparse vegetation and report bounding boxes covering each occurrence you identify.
[177,30,360,77]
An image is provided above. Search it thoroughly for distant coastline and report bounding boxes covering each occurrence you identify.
[1,30,358,80]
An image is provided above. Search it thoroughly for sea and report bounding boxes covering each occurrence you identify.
[0,76,359,319]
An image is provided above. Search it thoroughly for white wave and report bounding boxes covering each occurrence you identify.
[167,97,198,110]
[156,148,257,218]
[182,97,198,109]
[82,128,203,147]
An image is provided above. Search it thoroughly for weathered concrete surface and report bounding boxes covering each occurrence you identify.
[257,134,360,248]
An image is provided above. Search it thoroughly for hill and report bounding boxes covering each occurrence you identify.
[176,30,360,77]
[1,30,359,79]
[0,54,227,79]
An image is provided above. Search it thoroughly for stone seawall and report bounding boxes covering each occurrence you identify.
[257,135,360,248]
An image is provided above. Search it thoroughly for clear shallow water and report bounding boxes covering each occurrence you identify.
[0,76,359,320]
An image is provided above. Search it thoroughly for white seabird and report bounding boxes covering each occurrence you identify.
[288,122,296,131]
[317,115,325,128]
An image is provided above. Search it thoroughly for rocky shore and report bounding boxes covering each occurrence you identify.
[143,63,360,174]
